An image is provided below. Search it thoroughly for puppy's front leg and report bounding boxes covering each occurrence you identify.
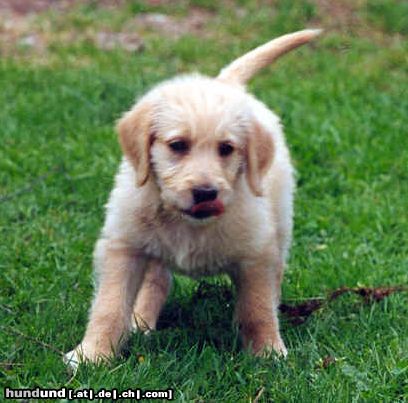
[233,257,287,357]
[65,239,145,367]
[132,259,172,332]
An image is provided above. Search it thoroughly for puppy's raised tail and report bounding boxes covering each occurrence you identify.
[217,29,322,86]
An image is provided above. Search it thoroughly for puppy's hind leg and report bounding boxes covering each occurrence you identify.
[132,259,172,333]
[64,239,146,368]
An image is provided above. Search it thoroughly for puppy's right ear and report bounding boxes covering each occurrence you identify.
[116,101,153,187]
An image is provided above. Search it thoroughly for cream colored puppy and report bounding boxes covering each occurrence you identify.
[65,29,321,368]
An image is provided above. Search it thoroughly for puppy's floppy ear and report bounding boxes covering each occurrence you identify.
[246,122,274,196]
[116,100,153,187]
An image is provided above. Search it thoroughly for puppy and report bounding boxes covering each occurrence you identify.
[65,29,321,368]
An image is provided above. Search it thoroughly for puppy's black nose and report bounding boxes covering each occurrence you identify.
[192,186,218,204]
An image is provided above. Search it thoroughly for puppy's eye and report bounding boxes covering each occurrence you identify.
[219,142,234,157]
[169,140,189,154]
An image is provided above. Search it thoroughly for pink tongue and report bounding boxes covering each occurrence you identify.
[190,199,225,216]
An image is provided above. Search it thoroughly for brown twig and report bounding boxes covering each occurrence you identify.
[279,285,408,325]
[0,362,24,369]
[252,386,265,403]
[0,304,14,314]
[328,285,408,303]
[0,166,62,203]
[1,326,64,355]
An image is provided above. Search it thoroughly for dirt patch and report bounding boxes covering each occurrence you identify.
[0,0,212,59]
[130,9,212,39]
[0,0,126,15]
[312,0,359,30]
[95,31,145,52]
[310,0,403,46]
[0,0,77,15]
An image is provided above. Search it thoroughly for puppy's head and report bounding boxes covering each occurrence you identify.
[117,76,274,222]
[117,30,321,222]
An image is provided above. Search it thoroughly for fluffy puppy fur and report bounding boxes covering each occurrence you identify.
[65,29,321,368]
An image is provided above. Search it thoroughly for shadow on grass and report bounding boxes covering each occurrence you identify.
[155,281,239,353]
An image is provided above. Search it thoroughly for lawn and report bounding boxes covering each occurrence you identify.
[0,0,407,401]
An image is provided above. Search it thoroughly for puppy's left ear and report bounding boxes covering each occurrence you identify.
[246,122,274,196]
[116,100,153,187]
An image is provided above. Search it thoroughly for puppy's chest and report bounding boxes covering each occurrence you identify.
[141,225,234,276]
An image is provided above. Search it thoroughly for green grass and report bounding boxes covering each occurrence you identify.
[0,1,407,401]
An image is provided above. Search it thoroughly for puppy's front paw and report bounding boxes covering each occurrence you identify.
[131,314,154,335]
[240,321,288,358]
[255,337,288,358]
[63,344,112,369]
[63,348,81,370]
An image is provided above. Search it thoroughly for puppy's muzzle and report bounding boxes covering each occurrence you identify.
[184,186,225,220]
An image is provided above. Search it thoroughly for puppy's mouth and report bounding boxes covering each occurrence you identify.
[183,199,225,220]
